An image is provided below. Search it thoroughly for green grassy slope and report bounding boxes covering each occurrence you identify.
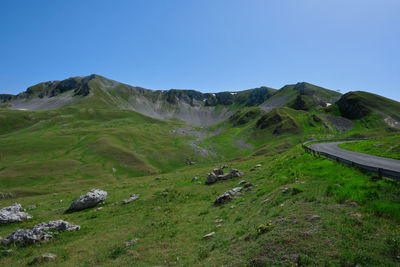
[337,91,400,121]
[0,108,205,194]
[0,145,398,266]
[0,77,399,266]
[339,135,400,160]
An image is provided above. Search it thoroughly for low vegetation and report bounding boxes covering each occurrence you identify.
[0,75,399,265]
[339,135,400,160]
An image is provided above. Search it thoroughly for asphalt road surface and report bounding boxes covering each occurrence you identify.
[309,141,400,173]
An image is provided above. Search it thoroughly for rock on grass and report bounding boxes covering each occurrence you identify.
[66,189,107,212]
[214,187,242,205]
[29,253,56,265]
[2,220,80,246]
[0,203,32,224]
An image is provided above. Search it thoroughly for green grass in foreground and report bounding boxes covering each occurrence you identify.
[0,146,399,266]
[339,135,400,160]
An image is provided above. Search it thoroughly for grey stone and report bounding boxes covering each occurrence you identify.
[217,169,243,180]
[67,189,107,212]
[203,232,215,238]
[28,205,36,210]
[2,220,80,246]
[238,180,247,185]
[243,182,253,188]
[0,203,32,224]
[214,187,242,205]
[124,238,138,247]
[29,253,56,265]
[191,177,198,181]
[122,194,139,205]
[214,192,232,205]
[213,168,224,176]
[205,172,217,185]
[33,220,80,232]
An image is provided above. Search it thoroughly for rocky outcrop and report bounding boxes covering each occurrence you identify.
[214,187,242,205]
[206,168,244,185]
[2,220,80,246]
[205,172,217,184]
[213,167,224,176]
[217,169,244,181]
[66,189,107,212]
[0,203,32,224]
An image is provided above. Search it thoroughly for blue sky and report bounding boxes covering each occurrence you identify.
[1,0,399,101]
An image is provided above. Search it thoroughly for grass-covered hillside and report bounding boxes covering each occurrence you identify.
[339,135,400,160]
[0,75,399,266]
[0,143,399,266]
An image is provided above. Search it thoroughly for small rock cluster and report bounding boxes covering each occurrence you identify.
[2,220,80,246]
[66,189,107,212]
[122,194,139,205]
[0,203,32,224]
[206,167,243,185]
[29,253,57,265]
[250,164,262,171]
[238,180,253,191]
[214,187,243,205]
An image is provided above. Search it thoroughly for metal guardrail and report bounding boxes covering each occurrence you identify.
[302,139,400,181]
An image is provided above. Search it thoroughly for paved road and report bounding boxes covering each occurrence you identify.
[309,141,400,173]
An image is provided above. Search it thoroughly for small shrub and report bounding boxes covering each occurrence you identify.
[256,222,274,235]
[197,247,209,260]
[108,245,126,259]
[386,233,400,258]
[297,254,313,265]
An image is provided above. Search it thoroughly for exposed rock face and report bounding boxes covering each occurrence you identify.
[0,203,32,224]
[122,194,139,205]
[214,187,242,205]
[2,220,80,246]
[33,220,80,232]
[217,169,244,180]
[206,169,244,185]
[67,189,107,212]
[337,92,371,119]
[0,94,13,103]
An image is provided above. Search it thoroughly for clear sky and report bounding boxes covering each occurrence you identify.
[1,0,399,101]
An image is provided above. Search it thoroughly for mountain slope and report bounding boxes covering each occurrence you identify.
[336,91,400,129]
[261,82,341,112]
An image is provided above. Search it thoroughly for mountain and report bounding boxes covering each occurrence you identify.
[0,75,400,266]
[260,82,341,112]
[336,91,400,129]
[1,75,277,125]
